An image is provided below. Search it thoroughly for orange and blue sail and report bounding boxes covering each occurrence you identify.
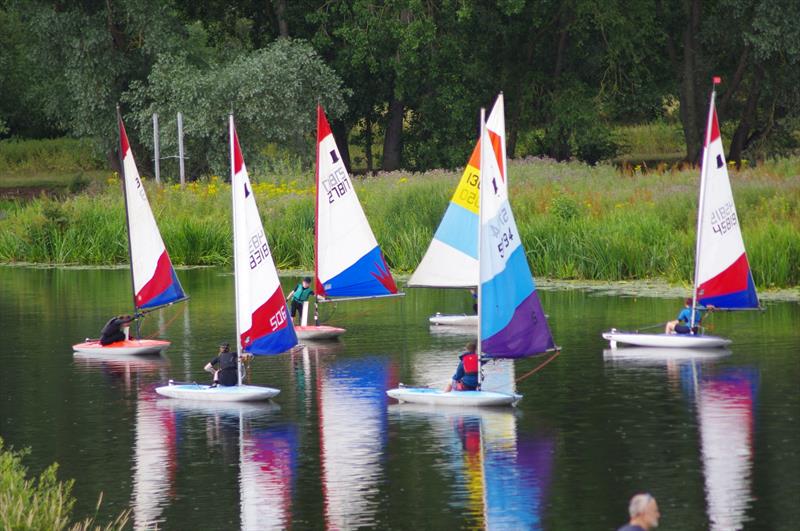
[118,114,186,311]
[230,116,297,355]
[478,95,555,358]
[694,90,759,309]
[315,106,398,298]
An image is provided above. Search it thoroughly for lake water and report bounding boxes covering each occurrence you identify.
[0,266,797,530]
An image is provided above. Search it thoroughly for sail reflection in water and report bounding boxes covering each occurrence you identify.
[694,367,757,531]
[389,405,553,529]
[318,356,395,528]
[132,396,177,530]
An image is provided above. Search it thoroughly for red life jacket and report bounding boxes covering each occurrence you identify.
[462,352,479,374]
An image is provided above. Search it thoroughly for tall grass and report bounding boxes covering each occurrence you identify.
[0,438,129,530]
[1,158,799,287]
[0,138,103,173]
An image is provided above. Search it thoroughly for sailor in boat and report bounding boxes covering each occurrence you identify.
[286,276,314,324]
[99,314,136,345]
[470,288,478,314]
[204,343,240,387]
[444,341,482,392]
[665,298,715,335]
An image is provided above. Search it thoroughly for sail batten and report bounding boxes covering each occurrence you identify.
[118,113,186,311]
[693,87,759,311]
[315,106,399,298]
[230,117,297,356]
[478,95,555,359]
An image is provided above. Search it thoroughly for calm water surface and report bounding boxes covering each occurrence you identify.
[0,266,798,530]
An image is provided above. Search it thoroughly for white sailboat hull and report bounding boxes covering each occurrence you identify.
[603,347,731,362]
[155,382,279,402]
[295,325,346,340]
[602,331,731,349]
[72,339,170,356]
[387,387,521,407]
[429,313,478,327]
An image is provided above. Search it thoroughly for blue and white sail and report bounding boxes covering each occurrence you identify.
[478,95,555,358]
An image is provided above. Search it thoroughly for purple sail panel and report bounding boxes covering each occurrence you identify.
[482,291,555,358]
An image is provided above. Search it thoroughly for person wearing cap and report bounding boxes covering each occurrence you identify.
[665,297,715,334]
[618,493,660,530]
[204,343,239,387]
[287,276,314,323]
[99,314,136,345]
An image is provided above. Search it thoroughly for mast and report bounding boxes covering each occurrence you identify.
[230,114,243,386]
[477,107,486,380]
[691,77,720,331]
[314,106,322,307]
[117,105,140,337]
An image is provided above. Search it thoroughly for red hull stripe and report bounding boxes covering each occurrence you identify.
[241,288,291,349]
[706,107,721,146]
[698,253,750,298]
[136,251,174,307]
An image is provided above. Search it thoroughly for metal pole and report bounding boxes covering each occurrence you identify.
[152,113,161,185]
[178,111,185,187]
[691,79,719,332]
[477,107,486,384]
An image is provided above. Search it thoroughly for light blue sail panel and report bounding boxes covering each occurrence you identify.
[433,202,479,259]
[481,247,535,338]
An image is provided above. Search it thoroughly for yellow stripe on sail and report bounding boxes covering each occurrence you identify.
[450,141,481,214]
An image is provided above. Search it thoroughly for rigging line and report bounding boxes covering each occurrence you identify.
[144,304,186,339]
[635,322,669,332]
[512,350,562,384]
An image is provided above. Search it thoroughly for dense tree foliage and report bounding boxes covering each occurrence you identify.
[1,0,799,172]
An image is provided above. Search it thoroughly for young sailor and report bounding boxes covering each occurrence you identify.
[665,298,715,334]
[287,276,314,323]
[445,341,481,392]
[99,314,136,345]
[204,343,239,387]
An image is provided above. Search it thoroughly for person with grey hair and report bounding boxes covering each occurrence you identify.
[618,493,660,531]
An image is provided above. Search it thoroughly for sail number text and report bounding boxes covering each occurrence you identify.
[322,167,350,204]
[458,171,480,209]
[133,175,147,202]
[248,230,270,270]
[710,201,738,236]
[489,206,515,259]
[269,307,287,330]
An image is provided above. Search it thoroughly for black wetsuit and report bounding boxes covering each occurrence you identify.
[209,351,239,386]
[100,316,133,345]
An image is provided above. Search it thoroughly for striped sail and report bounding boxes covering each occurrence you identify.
[478,95,555,358]
[694,92,759,309]
[230,117,297,354]
[315,106,398,298]
[408,135,481,287]
[119,116,186,310]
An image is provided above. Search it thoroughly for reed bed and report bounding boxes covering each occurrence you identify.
[1,158,799,288]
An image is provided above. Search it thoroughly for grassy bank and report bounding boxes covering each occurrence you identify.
[1,158,799,288]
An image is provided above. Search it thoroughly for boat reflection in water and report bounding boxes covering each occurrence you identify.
[603,348,756,529]
[389,404,553,529]
[692,366,757,531]
[73,351,170,392]
[317,353,396,529]
[132,398,290,530]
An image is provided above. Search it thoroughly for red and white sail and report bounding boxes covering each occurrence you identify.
[118,114,186,310]
[230,116,297,355]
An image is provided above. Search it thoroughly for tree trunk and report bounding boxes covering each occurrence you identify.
[330,119,351,173]
[677,0,704,163]
[728,74,761,165]
[364,115,374,174]
[273,0,289,38]
[382,96,404,171]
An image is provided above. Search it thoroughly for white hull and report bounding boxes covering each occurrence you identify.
[429,313,478,327]
[72,339,170,356]
[602,330,731,349]
[387,386,521,407]
[155,382,279,402]
[295,325,346,340]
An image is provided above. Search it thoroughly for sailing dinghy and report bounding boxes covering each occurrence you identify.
[73,110,187,356]
[603,78,759,349]
[388,95,558,407]
[294,106,402,340]
[156,115,297,401]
